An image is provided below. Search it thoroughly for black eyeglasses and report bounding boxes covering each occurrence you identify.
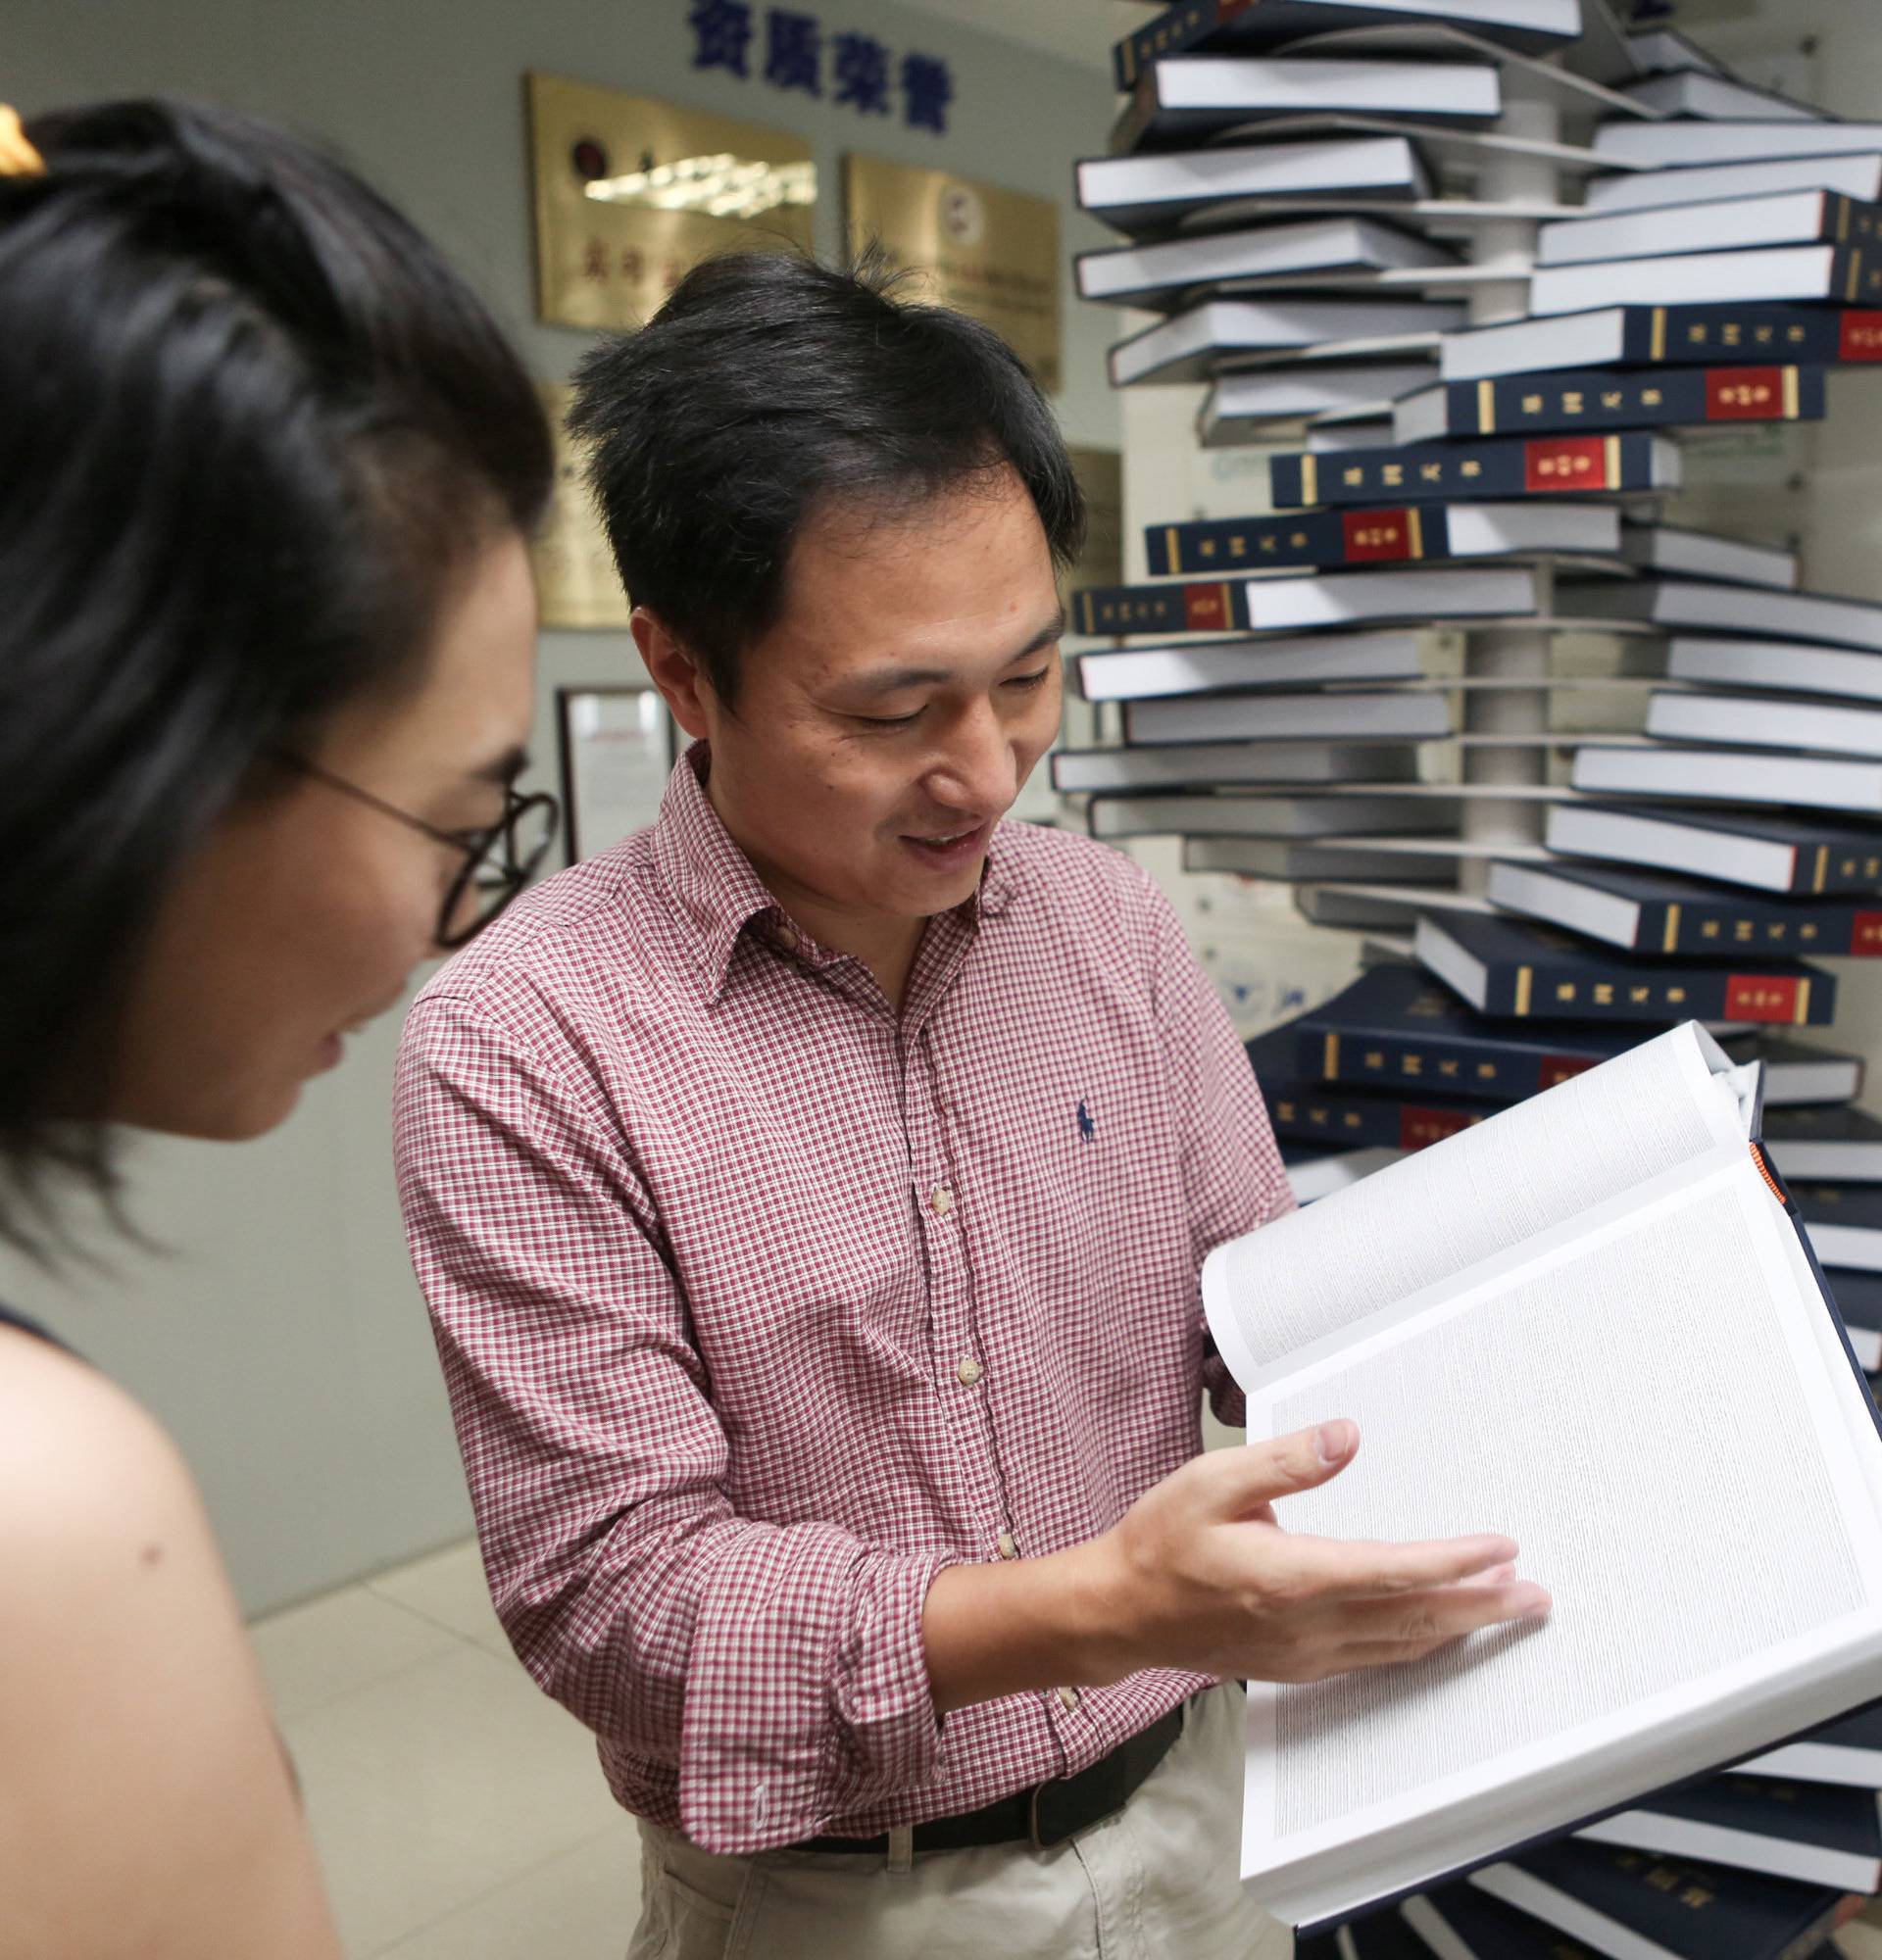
[278,754,560,949]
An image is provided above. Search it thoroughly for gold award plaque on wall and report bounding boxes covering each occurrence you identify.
[842,154,1061,394]
[530,383,631,630]
[526,72,816,332]
[1065,446,1123,599]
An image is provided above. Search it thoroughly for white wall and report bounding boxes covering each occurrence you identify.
[0,0,1119,1613]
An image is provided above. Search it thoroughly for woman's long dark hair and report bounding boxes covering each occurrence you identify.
[0,99,554,1250]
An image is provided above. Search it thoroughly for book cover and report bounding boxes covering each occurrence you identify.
[1577,1773,1882,1890]
[1476,1838,1842,1960]
[1484,859,1882,959]
[1108,53,1501,155]
[1764,1106,1882,1183]
[1271,433,1678,510]
[1109,0,1580,88]
[1247,1054,1488,1154]
[1296,965,1649,1103]
[1543,803,1882,898]
[1441,305,1882,383]
[1399,365,1824,443]
[1416,913,1837,1025]
[1071,565,1535,638]
[1050,741,1421,794]
[1538,189,1873,269]
[1529,243,1882,320]
[1745,1699,1882,1786]
[1073,629,1436,702]
[1144,502,1617,577]
[1404,1883,1606,1958]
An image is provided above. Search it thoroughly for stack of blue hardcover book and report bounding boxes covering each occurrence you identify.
[1077,0,1882,1950]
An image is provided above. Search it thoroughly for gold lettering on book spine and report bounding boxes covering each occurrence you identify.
[1651,308,1667,363]
[1661,905,1681,956]
[1605,434,1623,488]
[1796,978,1811,1025]
[1812,846,1829,895]
[1478,379,1496,435]
[1300,454,1318,508]
[1514,965,1533,1016]
[1323,1033,1340,1077]
[1407,507,1424,559]
[1783,367,1801,419]
[1166,524,1183,572]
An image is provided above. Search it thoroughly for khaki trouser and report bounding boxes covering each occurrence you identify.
[627,1684,1294,1960]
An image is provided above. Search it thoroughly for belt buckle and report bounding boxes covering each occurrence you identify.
[1026,1781,1055,1851]
[1027,1777,1125,1851]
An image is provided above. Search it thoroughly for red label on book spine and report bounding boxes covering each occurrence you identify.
[1539,1055,1601,1090]
[1181,583,1228,631]
[1342,510,1416,563]
[1399,1105,1479,1152]
[1725,974,1802,1022]
[1840,312,1882,361]
[1853,911,1882,955]
[1524,436,1609,493]
[1706,367,1786,419]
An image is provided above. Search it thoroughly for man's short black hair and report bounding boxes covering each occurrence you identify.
[569,249,1086,709]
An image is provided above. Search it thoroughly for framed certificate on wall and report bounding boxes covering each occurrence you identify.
[557,687,678,864]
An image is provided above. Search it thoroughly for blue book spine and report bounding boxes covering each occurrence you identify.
[1507,1838,1841,1960]
[1070,579,1255,637]
[1254,1070,1488,1152]
[1633,892,1882,959]
[1298,1021,1618,1103]
[1146,506,1445,576]
[1270,432,1664,509]
[1113,0,1229,87]
[1439,365,1826,439]
[1625,304,1882,368]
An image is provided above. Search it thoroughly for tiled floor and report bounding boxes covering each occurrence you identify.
[256,1541,1882,1958]
[251,1539,639,1959]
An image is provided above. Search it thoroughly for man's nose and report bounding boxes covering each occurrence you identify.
[929,704,1017,815]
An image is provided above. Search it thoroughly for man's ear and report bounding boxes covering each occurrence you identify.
[632,607,714,740]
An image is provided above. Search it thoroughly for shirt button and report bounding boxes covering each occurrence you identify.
[1057,1686,1081,1714]
[929,1185,955,1216]
[996,1531,1018,1560]
[956,1355,982,1387]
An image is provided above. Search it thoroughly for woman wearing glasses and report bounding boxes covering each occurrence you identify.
[0,99,555,1956]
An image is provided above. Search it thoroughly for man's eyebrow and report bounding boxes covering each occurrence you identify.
[470,744,530,787]
[844,610,1068,696]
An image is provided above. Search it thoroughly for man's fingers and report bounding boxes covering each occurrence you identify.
[1213,1420,1362,1516]
[1335,1577,1551,1648]
[1259,1529,1523,1602]
[1324,1638,1458,1673]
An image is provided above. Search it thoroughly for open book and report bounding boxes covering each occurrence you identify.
[1203,1023,1882,1935]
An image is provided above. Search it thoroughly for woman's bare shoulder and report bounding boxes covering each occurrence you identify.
[0,1321,203,1590]
[0,1324,339,1959]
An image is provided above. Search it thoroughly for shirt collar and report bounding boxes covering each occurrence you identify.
[650,742,1017,1005]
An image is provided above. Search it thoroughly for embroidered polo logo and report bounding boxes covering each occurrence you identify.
[1077,1100,1095,1145]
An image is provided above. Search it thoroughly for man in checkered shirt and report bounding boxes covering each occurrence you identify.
[393,253,1544,1960]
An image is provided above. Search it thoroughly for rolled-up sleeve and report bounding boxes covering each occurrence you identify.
[1137,872,1295,1427]
[393,992,954,1853]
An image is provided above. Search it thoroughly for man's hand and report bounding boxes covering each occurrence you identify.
[922,1420,1546,1714]
[1066,1419,1547,1689]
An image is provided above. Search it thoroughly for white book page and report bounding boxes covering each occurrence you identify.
[1205,1024,1748,1388]
[1238,1154,1882,1918]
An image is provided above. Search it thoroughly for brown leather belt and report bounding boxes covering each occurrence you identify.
[798,1700,1186,1855]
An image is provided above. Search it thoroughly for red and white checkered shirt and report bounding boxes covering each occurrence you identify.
[393,747,1290,1855]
